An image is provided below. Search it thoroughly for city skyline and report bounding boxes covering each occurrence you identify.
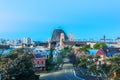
[0,0,120,40]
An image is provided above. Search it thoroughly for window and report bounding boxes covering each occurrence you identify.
[37,61,40,64]
[41,61,44,64]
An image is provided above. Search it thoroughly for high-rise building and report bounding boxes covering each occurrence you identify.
[22,37,32,45]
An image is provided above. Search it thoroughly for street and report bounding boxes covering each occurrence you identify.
[40,58,84,80]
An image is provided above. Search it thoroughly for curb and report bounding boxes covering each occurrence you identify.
[73,70,85,80]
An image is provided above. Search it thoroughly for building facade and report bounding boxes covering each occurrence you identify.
[32,47,48,71]
[22,37,32,45]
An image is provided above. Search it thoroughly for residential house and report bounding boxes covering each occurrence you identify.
[96,48,120,64]
[87,42,96,48]
[33,47,49,71]
[72,46,85,58]
[97,48,120,57]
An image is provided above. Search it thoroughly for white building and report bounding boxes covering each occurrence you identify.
[87,42,96,48]
[22,37,33,45]
[33,46,49,59]
[0,39,6,45]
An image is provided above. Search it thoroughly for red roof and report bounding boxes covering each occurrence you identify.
[96,49,105,56]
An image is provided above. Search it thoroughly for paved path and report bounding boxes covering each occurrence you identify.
[39,57,104,80]
[40,58,84,80]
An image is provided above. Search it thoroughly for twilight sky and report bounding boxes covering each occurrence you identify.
[0,0,120,41]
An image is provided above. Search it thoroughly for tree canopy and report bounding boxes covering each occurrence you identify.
[0,45,10,50]
[93,42,108,49]
[0,48,39,80]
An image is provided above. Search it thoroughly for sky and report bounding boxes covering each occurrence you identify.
[0,0,120,41]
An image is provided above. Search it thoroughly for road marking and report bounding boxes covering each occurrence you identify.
[65,69,67,73]
[65,73,76,80]
[73,70,85,80]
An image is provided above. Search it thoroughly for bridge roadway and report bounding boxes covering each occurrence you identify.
[36,40,86,47]
[35,40,116,47]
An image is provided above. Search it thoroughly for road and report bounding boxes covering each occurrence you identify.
[40,58,84,80]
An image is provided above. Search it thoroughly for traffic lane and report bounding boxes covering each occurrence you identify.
[40,64,81,80]
[40,57,83,80]
[40,70,64,80]
[62,62,82,80]
[40,70,77,80]
[63,63,73,69]
[65,69,83,80]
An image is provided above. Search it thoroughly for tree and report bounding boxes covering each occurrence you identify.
[49,48,53,63]
[0,45,10,57]
[105,54,120,76]
[77,44,90,55]
[100,54,120,79]
[89,64,97,74]
[57,55,63,64]
[0,45,10,50]
[93,42,107,49]
[46,48,54,71]
[82,44,91,50]
[68,53,77,65]
[0,48,38,80]
[60,47,73,57]
[79,57,88,68]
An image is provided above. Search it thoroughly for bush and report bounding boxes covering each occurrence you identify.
[93,42,107,49]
